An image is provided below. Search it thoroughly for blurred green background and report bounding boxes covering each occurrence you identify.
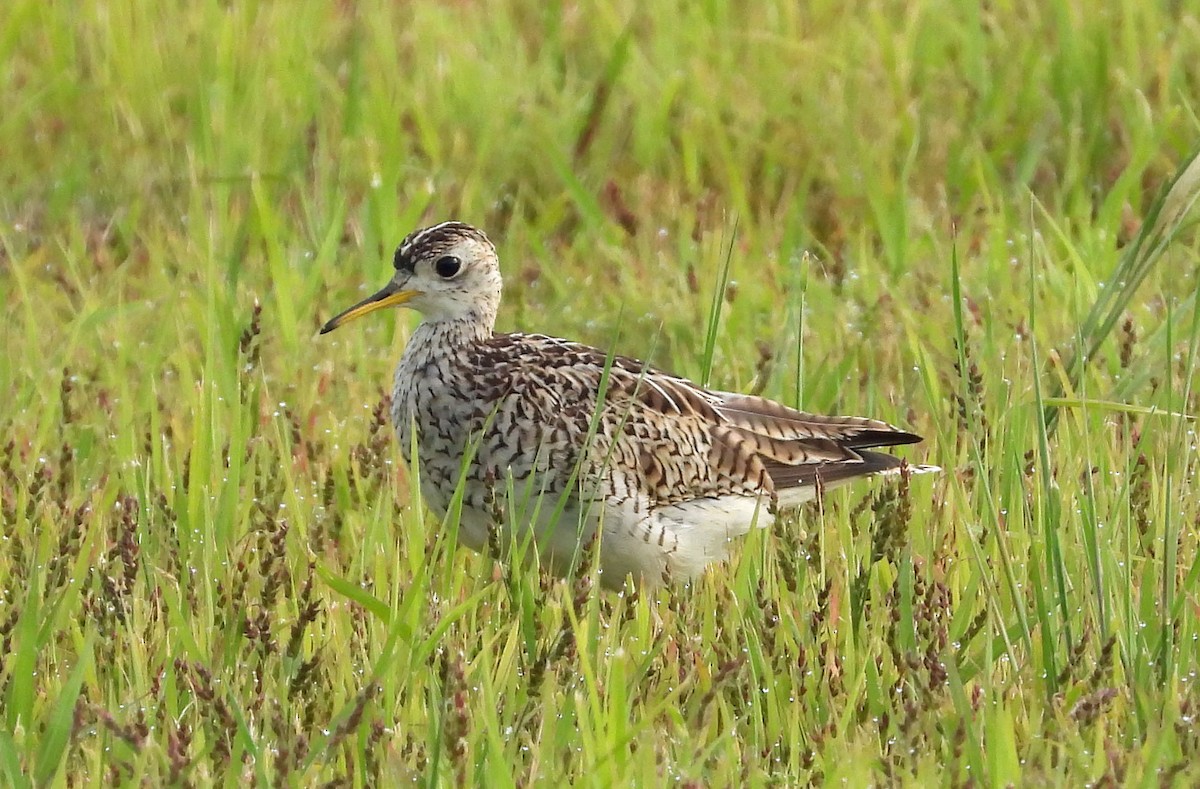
[2,1,1199,785]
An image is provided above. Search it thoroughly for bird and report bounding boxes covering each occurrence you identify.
[321,221,936,589]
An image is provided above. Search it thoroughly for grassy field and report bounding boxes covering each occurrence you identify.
[3,0,1200,785]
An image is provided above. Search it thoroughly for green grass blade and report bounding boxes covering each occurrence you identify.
[33,632,94,785]
[1045,148,1200,431]
[0,731,30,789]
[700,218,738,387]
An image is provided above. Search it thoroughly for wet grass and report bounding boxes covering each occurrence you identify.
[3,0,1200,785]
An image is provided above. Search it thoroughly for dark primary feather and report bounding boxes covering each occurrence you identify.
[759,449,906,490]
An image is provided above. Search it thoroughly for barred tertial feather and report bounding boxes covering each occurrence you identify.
[323,222,937,589]
[713,392,923,446]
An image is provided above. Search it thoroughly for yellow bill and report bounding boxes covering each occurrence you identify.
[320,283,422,334]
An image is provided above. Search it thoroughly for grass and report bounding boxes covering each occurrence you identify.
[2,0,1200,784]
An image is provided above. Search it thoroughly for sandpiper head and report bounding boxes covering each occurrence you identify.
[321,221,503,333]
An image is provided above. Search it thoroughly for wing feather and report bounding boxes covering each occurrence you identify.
[479,334,930,508]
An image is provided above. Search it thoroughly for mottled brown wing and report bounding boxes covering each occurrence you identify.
[484,334,924,503]
[484,334,776,502]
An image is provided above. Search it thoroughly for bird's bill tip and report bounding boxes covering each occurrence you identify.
[320,285,421,334]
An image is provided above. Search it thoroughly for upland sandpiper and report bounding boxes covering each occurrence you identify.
[322,222,935,588]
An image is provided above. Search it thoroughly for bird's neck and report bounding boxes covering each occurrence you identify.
[406,310,495,356]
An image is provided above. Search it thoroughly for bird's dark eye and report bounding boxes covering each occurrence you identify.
[434,255,462,278]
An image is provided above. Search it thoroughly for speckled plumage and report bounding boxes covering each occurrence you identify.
[323,221,935,588]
